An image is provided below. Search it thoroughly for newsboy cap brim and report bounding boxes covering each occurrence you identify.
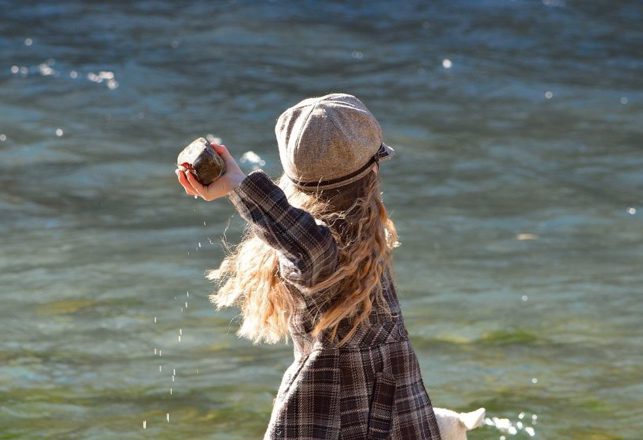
[290,142,395,192]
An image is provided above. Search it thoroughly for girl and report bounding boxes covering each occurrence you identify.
[175,93,442,440]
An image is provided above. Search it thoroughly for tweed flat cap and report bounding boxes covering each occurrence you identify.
[275,93,395,191]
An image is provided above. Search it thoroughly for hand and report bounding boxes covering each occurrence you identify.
[175,143,247,201]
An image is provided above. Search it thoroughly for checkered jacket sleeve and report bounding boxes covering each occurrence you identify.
[227,170,339,288]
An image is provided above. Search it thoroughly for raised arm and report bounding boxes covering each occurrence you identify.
[227,170,339,288]
[175,143,338,289]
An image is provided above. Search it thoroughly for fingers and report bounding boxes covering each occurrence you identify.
[175,169,199,196]
[183,170,207,198]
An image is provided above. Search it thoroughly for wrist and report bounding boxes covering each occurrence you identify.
[229,172,247,192]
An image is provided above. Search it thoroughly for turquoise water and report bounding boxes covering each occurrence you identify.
[1,1,642,438]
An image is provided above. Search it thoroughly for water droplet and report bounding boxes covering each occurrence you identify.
[521,295,528,302]
[185,302,188,308]
[351,50,364,59]
[531,414,538,421]
[193,195,198,199]
[198,242,202,248]
[442,58,452,69]
[186,291,190,297]
[20,66,29,75]
[172,375,175,382]
[154,316,157,323]
[525,426,536,437]
[159,365,163,372]
[620,96,628,105]
[154,348,157,355]
[0,134,6,142]
[143,420,147,429]
[178,335,182,342]
[166,413,170,423]
[518,412,525,419]
[55,128,63,137]
[24,38,33,46]
[203,221,207,226]
[10,65,19,74]
[499,436,505,440]
[70,70,78,79]
[545,91,553,99]
[159,350,162,357]
[516,421,523,429]
[170,387,173,395]
[531,377,538,384]
[179,329,182,336]
[173,368,176,376]
[627,207,636,215]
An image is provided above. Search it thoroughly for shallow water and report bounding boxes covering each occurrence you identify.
[1,1,642,438]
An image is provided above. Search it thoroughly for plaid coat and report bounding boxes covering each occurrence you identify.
[228,170,442,440]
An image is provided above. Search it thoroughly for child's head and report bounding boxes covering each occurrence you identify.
[275,93,395,192]
[209,93,399,347]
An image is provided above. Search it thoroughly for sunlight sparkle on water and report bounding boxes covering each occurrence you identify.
[627,207,636,215]
[10,65,19,74]
[442,58,452,69]
[485,414,536,437]
[166,413,170,423]
[24,38,33,46]
[87,71,119,90]
[56,128,63,137]
[142,420,146,429]
[545,91,553,99]
[38,63,56,77]
[531,377,538,384]
[240,151,266,170]
[0,134,6,142]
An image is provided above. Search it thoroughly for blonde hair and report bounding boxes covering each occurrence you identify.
[207,168,399,347]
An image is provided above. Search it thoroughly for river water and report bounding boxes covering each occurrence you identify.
[1,1,642,439]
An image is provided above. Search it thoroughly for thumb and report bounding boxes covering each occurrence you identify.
[211,144,237,167]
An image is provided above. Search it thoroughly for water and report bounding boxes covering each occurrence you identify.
[1,1,642,438]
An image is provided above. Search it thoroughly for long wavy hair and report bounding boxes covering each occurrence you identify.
[206,167,399,347]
